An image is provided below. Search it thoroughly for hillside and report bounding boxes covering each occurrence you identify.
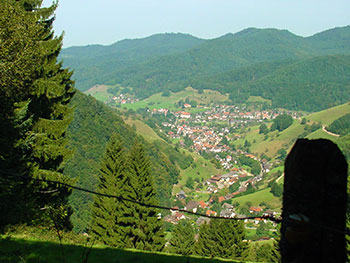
[193,55,350,111]
[65,91,193,232]
[60,33,205,91]
[232,102,350,157]
[61,26,350,111]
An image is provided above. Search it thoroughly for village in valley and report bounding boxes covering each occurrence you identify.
[95,88,323,240]
[123,99,299,239]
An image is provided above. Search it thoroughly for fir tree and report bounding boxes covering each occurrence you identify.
[120,140,165,251]
[194,222,214,257]
[168,219,195,255]
[0,0,74,227]
[91,134,126,247]
[194,219,248,260]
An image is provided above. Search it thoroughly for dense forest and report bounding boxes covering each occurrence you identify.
[61,26,350,111]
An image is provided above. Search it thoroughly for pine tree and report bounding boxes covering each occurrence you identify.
[194,219,248,259]
[120,140,165,251]
[194,222,215,257]
[168,219,195,255]
[0,0,74,227]
[91,134,126,246]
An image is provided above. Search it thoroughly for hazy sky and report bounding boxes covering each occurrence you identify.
[43,0,350,48]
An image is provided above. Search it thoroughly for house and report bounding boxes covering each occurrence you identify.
[176,190,186,199]
[249,206,263,214]
[220,210,235,218]
[206,210,217,217]
[185,201,199,213]
[184,103,191,108]
[170,206,179,215]
[180,112,191,119]
[198,200,208,209]
[218,196,225,203]
[222,203,235,211]
[174,212,186,221]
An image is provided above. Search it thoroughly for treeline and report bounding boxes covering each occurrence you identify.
[166,219,279,262]
[328,113,350,136]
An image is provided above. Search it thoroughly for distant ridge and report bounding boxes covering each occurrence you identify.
[61,26,350,111]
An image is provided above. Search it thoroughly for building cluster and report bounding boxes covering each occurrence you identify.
[164,200,278,229]
[159,104,300,158]
[112,93,139,104]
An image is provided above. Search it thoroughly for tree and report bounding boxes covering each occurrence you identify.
[256,243,280,262]
[0,0,75,228]
[251,162,261,175]
[256,221,269,238]
[259,123,269,134]
[270,182,283,197]
[194,219,248,260]
[91,134,126,247]
[120,141,165,251]
[270,114,293,132]
[168,220,195,255]
[277,148,287,161]
[185,177,194,189]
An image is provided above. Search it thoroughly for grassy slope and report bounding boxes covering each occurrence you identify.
[0,235,246,263]
[229,103,350,209]
[86,86,230,111]
[84,84,113,102]
[234,102,350,157]
[124,118,164,142]
[232,188,282,211]
[307,102,350,125]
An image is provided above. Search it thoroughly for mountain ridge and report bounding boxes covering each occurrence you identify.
[61,26,350,111]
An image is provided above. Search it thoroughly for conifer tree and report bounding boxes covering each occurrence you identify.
[0,0,74,227]
[194,219,248,259]
[194,222,215,257]
[120,140,165,251]
[91,134,126,246]
[168,219,195,255]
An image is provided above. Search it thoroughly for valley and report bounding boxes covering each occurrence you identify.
[83,84,350,241]
[2,5,350,261]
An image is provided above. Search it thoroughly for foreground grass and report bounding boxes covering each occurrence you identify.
[0,236,246,263]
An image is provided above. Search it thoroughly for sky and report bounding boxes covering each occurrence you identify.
[42,0,350,48]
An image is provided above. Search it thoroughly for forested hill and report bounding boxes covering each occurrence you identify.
[60,33,204,92]
[192,55,350,111]
[61,26,350,111]
[65,91,193,232]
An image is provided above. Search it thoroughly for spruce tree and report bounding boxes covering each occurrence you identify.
[0,0,74,227]
[168,219,195,255]
[194,219,248,260]
[91,134,126,246]
[194,222,217,257]
[120,140,165,251]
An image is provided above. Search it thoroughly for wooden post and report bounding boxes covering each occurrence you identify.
[280,138,348,262]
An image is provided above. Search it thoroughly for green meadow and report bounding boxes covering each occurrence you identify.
[0,236,245,263]
[231,188,281,210]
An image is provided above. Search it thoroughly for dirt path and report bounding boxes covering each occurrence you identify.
[322,125,340,137]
